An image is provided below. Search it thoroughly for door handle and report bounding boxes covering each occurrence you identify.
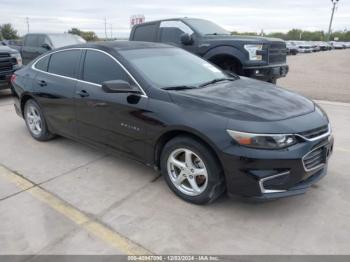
[76,90,90,98]
[38,80,47,87]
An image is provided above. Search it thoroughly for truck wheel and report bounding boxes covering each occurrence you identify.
[209,56,243,76]
[268,78,277,84]
[160,136,225,205]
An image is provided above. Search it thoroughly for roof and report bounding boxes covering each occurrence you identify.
[59,40,171,51]
[132,17,203,26]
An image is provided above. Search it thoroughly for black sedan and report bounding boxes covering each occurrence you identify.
[11,41,333,204]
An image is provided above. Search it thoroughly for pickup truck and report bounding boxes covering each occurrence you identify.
[130,18,289,83]
[0,45,22,91]
[14,33,85,65]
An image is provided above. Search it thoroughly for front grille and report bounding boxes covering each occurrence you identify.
[268,42,287,64]
[0,52,10,58]
[0,53,15,73]
[299,125,329,140]
[303,146,326,171]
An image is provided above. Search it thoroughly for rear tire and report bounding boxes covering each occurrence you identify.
[24,99,55,141]
[160,136,225,205]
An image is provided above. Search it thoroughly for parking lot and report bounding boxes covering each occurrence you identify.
[279,49,350,103]
[1,49,350,255]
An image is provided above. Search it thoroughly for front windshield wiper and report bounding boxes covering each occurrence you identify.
[198,77,237,88]
[162,85,198,91]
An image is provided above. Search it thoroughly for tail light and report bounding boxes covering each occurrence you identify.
[10,74,16,83]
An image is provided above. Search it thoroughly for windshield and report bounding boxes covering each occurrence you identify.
[185,19,230,36]
[48,34,86,48]
[120,48,228,88]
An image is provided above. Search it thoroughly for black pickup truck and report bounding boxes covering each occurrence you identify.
[14,33,85,65]
[0,45,22,90]
[130,18,289,83]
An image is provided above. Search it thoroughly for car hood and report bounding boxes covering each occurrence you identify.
[202,35,284,44]
[170,77,315,122]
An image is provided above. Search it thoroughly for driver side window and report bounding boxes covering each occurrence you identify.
[83,50,132,85]
[159,21,194,45]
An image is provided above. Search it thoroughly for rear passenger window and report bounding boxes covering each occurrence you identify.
[83,50,131,85]
[48,50,81,78]
[35,55,50,72]
[133,24,157,41]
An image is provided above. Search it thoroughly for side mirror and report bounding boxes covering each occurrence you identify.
[41,43,51,50]
[180,33,193,45]
[102,80,140,94]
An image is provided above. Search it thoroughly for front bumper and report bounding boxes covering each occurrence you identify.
[244,64,289,81]
[221,134,334,199]
[254,167,328,200]
[0,72,12,90]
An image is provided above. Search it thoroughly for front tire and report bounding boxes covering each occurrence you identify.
[160,136,225,205]
[24,99,55,141]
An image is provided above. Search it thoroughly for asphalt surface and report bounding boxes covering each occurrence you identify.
[279,49,350,103]
[1,49,350,255]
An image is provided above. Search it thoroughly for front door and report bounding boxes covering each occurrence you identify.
[75,49,148,160]
[158,20,197,54]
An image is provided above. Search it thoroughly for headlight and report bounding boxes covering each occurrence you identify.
[244,44,263,61]
[227,130,297,149]
[10,53,22,67]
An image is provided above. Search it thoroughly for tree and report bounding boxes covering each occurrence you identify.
[231,31,258,36]
[0,23,19,39]
[68,27,99,41]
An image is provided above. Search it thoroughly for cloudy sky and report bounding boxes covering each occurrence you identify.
[1,0,349,38]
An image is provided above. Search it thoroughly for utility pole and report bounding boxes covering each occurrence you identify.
[327,0,340,41]
[26,17,30,33]
[104,17,108,40]
[110,23,113,39]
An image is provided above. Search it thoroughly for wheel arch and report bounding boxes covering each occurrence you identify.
[203,46,246,65]
[154,128,224,172]
[20,93,36,117]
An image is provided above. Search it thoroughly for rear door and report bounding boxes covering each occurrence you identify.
[33,49,82,137]
[75,49,148,160]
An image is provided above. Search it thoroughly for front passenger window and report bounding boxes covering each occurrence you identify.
[83,50,131,85]
[159,21,194,45]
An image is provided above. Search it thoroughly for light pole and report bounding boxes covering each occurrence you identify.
[327,0,340,41]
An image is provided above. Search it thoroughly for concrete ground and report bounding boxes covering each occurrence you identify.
[1,49,350,255]
[0,88,350,255]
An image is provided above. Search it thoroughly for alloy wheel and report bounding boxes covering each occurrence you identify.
[25,105,42,136]
[167,148,208,196]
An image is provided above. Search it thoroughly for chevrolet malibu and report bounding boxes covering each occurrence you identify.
[11,41,334,204]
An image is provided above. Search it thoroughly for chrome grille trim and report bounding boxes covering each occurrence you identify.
[259,171,289,194]
[296,124,331,142]
[302,143,328,172]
